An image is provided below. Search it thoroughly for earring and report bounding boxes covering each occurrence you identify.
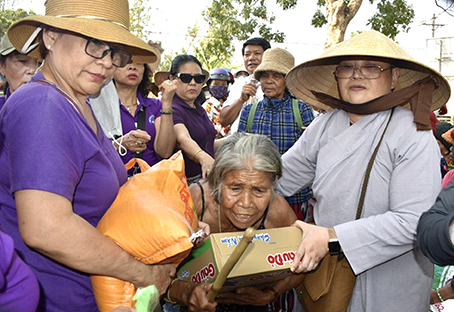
[47,45,51,50]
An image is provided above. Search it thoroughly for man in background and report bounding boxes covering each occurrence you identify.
[219,37,270,132]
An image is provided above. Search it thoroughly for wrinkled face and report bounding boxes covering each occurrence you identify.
[42,29,117,102]
[337,58,400,104]
[172,62,204,104]
[243,45,265,74]
[220,169,273,230]
[113,62,145,87]
[259,71,286,99]
[0,53,41,93]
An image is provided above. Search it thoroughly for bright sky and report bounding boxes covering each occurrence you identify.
[4,0,454,110]
[7,0,452,66]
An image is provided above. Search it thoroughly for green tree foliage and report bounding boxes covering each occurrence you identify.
[196,0,296,69]
[311,0,414,40]
[129,0,151,40]
[0,8,35,37]
[366,0,415,40]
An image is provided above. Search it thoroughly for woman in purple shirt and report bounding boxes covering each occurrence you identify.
[166,55,223,184]
[0,0,175,311]
[112,60,176,168]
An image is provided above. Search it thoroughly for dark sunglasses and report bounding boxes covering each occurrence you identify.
[174,73,206,84]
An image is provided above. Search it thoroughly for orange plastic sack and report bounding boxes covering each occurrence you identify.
[91,152,198,312]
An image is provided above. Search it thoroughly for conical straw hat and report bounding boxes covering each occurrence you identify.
[286,30,450,112]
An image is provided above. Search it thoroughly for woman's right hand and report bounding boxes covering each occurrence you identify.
[120,129,151,152]
[240,82,258,102]
[134,263,176,296]
[196,153,214,178]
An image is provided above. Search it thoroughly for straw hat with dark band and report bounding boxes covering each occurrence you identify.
[6,0,156,64]
[286,30,450,113]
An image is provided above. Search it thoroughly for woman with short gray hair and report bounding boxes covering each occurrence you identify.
[164,132,306,312]
[208,132,282,204]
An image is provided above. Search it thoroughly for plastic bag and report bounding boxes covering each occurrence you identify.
[91,152,198,312]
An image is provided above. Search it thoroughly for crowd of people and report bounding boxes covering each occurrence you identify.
[0,0,453,312]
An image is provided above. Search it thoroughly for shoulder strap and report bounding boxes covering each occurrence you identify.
[137,105,146,131]
[258,204,270,230]
[292,98,304,132]
[356,108,395,219]
[134,106,146,159]
[247,101,259,133]
[247,99,304,133]
[195,181,206,220]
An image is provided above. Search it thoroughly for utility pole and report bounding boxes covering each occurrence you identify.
[422,14,446,37]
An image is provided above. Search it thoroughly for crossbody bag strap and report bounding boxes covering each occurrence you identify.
[356,107,395,220]
[291,98,304,132]
[134,106,146,159]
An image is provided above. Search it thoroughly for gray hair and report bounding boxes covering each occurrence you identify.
[208,132,282,204]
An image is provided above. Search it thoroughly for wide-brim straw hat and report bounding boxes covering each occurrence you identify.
[6,0,156,64]
[254,48,295,80]
[286,30,450,112]
[154,69,210,87]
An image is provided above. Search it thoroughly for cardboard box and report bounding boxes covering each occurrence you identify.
[176,226,302,292]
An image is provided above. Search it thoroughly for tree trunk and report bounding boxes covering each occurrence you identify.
[325,0,363,49]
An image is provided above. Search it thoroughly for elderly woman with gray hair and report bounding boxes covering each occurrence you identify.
[164,132,306,312]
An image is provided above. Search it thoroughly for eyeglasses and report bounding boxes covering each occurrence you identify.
[334,65,393,79]
[174,73,206,84]
[84,37,132,68]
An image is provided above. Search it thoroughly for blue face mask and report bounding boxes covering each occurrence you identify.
[209,85,229,100]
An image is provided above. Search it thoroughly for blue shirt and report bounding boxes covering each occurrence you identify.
[238,92,315,204]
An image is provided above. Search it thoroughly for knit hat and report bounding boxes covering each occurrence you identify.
[437,122,454,150]
[6,0,156,63]
[253,48,295,81]
[286,30,450,113]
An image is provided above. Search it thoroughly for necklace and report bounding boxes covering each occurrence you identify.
[34,79,85,117]
[218,204,222,233]
[123,99,139,114]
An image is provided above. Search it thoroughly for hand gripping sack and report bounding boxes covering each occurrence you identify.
[91,152,198,312]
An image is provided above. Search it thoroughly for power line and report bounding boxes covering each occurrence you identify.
[421,13,446,37]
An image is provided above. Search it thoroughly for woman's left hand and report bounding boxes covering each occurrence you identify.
[215,286,275,306]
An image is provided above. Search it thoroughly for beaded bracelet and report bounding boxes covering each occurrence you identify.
[160,109,174,115]
[437,288,445,302]
[164,278,183,304]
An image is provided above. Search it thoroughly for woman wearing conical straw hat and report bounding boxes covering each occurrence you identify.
[0,0,176,311]
[277,30,450,311]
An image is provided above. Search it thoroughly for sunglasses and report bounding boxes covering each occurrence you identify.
[174,73,206,84]
[84,37,132,68]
